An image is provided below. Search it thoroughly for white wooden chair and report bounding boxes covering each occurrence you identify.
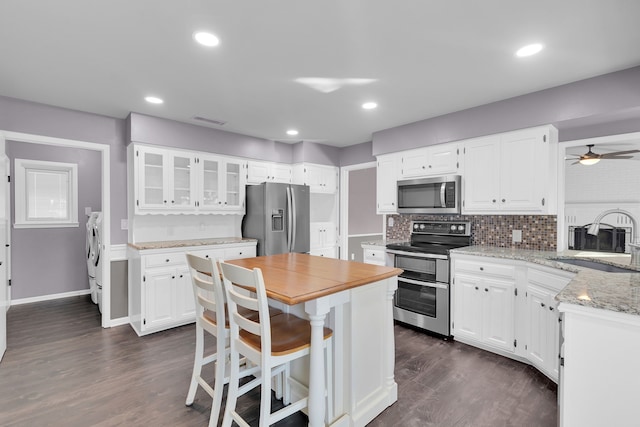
[184,253,281,427]
[219,261,334,427]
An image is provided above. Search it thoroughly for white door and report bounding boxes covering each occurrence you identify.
[452,274,483,340]
[0,140,7,361]
[463,136,500,212]
[482,278,515,352]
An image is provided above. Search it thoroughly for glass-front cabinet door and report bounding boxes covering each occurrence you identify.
[199,155,221,209]
[171,154,195,209]
[223,159,245,211]
[137,147,168,209]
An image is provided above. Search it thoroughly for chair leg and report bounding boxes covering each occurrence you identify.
[186,324,204,406]
[259,368,272,427]
[282,363,291,405]
[221,347,240,427]
[208,336,227,427]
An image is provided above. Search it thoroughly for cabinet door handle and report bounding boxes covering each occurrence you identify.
[502,198,506,203]
[479,267,484,271]
[492,199,496,203]
[172,276,175,279]
[541,302,546,308]
[166,259,170,262]
[549,306,554,311]
[484,288,489,292]
[164,200,167,204]
[475,286,479,290]
[205,255,209,258]
[179,275,183,278]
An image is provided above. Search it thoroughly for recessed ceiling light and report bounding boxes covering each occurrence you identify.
[515,43,543,57]
[145,96,164,104]
[286,129,299,136]
[362,102,378,110]
[193,31,220,47]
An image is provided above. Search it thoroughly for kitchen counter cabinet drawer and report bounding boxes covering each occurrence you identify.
[364,248,386,266]
[224,246,256,260]
[189,248,225,261]
[145,252,187,268]
[455,258,515,278]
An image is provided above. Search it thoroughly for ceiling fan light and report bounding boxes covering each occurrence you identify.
[579,157,600,166]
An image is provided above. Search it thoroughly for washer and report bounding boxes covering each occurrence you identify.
[94,212,104,313]
[86,212,100,304]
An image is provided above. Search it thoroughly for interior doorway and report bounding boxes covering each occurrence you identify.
[0,130,111,329]
[340,162,384,262]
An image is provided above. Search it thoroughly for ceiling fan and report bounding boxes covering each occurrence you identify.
[569,144,640,165]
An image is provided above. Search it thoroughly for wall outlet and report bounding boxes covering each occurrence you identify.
[512,229,522,243]
[388,216,394,227]
[120,219,128,230]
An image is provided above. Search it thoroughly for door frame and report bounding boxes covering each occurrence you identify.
[0,130,111,328]
[339,161,383,260]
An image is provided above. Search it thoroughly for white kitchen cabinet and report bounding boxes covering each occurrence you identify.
[310,222,337,257]
[130,144,246,215]
[196,154,246,213]
[128,242,256,336]
[135,145,197,212]
[293,163,338,193]
[247,160,292,184]
[399,143,459,179]
[558,304,640,427]
[525,265,572,381]
[310,247,338,258]
[452,256,516,353]
[462,125,558,214]
[376,153,399,214]
[363,247,386,266]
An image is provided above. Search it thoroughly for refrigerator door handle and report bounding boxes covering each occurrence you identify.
[290,186,297,252]
[286,186,293,252]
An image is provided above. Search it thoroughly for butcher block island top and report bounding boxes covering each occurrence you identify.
[226,252,403,305]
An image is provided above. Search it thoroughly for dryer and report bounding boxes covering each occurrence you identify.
[94,212,104,313]
[86,212,100,304]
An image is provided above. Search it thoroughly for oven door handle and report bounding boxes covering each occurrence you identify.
[399,277,449,290]
[387,249,448,260]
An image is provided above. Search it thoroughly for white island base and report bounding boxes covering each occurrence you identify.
[284,276,399,426]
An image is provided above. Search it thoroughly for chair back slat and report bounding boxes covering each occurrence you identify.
[220,262,271,345]
[186,253,225,325]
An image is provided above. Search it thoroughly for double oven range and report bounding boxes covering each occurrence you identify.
[386,221,471,337]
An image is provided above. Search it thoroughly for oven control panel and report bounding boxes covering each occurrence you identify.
[411,221,471,236]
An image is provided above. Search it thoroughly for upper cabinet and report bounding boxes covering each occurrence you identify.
[462,125,558,214]
[136,146,197,211]
[376,153,399,214]
[293,163,338,193]
[196,154,246,212]
[399,143,460,179]
[246,160,292,184]
[130,144,246,215]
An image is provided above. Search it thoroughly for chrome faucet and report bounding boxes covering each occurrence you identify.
[587,208,640,266]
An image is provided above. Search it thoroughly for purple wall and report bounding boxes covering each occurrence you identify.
[6,142,102,299]
[339,141,376,166]
[348,167,380,234]
[372,66,640,155]
[129,113,294,163]
[0,95,128,245]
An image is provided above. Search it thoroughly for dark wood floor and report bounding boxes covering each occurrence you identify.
[0,296,557,426]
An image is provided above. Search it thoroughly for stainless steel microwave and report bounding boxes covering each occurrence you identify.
[397,175,461,214]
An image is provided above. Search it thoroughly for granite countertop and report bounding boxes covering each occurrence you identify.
[450,246,640,316]
[128,237,257,250]
[361,238,407,248]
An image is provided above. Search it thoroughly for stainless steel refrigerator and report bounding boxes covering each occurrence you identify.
[242,182,310,256]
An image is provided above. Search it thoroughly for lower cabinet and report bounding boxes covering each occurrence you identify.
[453,258,516,353]
[310,222,338,258]
[363,247,386,266]
[128,242,256,336]
[451,253,574,383]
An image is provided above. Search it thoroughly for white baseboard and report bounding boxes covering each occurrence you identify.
[12,289,92,306]
[109,316,130,327]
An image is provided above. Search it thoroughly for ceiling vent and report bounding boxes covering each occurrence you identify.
[192,116,227,126]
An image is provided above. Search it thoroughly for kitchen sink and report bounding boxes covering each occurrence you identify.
[553,258,637,273]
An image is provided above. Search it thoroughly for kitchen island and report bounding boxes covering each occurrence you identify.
[225,253,402,427]
[450,246,640,427]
